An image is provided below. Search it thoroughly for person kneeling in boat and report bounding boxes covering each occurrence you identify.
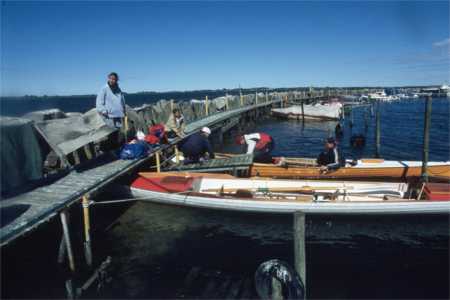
[236,132,274,163]
[317,137,340,172]
[179,127,215,164]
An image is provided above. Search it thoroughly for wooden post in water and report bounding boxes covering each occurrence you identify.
[375,101,381,158]
[175,145,180,164]
[266,91,269,103]
[349,106,354,128]
[255,91,258,105]
[421,95,432,182]
[82,196,93,267]
[205,96,209,115]
[293,211,306,294]
[156,151,161,173]
[240,92,244,107]
[60,210,76,272]
[170,99,174,112]
[301,99,305,123]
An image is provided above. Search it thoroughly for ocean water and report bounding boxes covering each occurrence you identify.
[1,98,449,299]
[97,99,449,299]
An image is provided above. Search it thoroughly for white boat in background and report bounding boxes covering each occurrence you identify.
[368,91,399,101]
[271,102,343,120]
[130,173,450,215]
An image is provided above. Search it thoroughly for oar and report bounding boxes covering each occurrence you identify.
[203,186,354,193]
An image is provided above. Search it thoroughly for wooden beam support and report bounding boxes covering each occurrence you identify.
[82,195,93,267]
[293,211,306,294]
[156,151,161,173]
[60,210,76,273]
[175,146,180,164]
[421,95,432,182]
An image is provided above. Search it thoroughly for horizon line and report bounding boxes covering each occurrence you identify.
[0,84,445,98]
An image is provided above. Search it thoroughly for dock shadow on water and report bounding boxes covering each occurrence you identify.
[96,201,449,299]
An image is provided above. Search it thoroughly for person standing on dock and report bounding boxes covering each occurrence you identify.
[165,108,186,140]
[317,137,340,172]
[236,132,274,163]
[179,127,215,164]
[96,72,126,129]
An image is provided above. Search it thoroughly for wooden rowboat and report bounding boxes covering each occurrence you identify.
[250,158,450,181]
[130,173,450,214]
[213,154,450,181]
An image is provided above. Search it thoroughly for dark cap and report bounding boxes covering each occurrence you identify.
[326,137,336,144]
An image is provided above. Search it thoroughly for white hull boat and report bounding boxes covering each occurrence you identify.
[130,173,450,215]
[271,103,343,120]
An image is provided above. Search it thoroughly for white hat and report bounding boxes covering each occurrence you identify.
[201,127,211,135]
[136,130,146,140]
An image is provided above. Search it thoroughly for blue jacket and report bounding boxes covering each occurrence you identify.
[96,84,126,118]
[179,132,215,159]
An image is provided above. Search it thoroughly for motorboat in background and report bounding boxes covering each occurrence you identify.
[271,102,343,120]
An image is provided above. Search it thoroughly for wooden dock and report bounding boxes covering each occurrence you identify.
[166,154,254,175]
[0,100,278,247]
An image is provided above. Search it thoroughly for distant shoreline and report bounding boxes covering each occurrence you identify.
[0,85,442,100]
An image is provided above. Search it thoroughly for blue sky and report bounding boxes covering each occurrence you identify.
[1,1,449,96]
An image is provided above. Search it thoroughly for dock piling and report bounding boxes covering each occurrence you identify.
[58,234,67,264]
[205,96,209,116]
[293,211,306,294]
[82,195,93,267]
[375,101,381,158]
[156,151,161,173]
[421,95,432,182]
[175,146,180,164]
[60,210,76,272]
[301,99,305,123]
[65,279,75,299]
[240,92,244,107]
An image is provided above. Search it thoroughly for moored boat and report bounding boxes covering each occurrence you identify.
[250,158,450,182]
[271,102,343,120]
[130,173,450,214]
[213,154,450,182]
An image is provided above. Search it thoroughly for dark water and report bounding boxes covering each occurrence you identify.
[2,98,450,299]
[98,99,449,299]
[222,99,450,162]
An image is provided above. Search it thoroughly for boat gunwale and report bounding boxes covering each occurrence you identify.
[130,186,450,215]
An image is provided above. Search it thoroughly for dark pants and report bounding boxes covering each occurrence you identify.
[253,141,274,163]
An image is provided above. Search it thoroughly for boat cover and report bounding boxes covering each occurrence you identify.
[34,108,115,155]
[0,117,44,196]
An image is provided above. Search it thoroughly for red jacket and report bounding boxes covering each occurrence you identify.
[255,133,272,150]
